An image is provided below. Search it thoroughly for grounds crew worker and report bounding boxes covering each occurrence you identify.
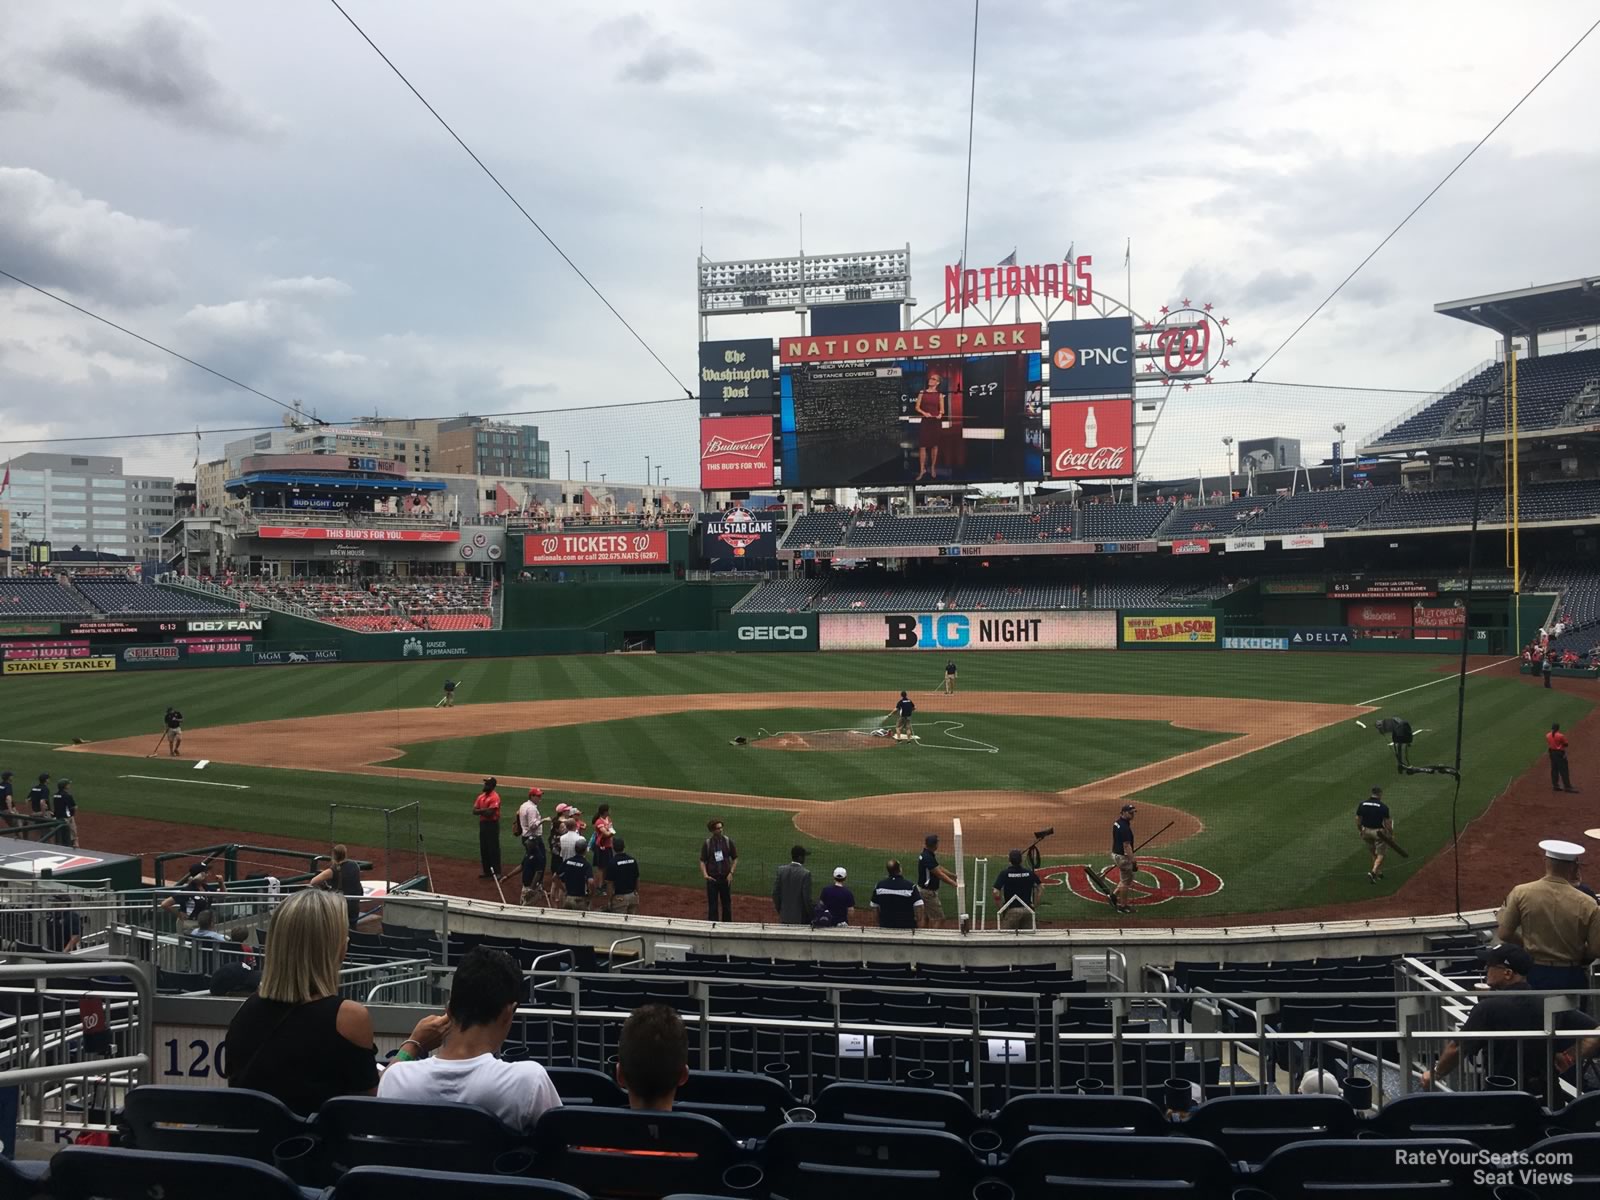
[1,770,15,827]
[558,842,594,911]
[871,859,922,930]
[894,691,916,740]
[916,833,957,928]
[1496,838,1600,995]
[1356,787,1393,883]
[607,837,640,915]
[473,777,503,880]
[1548,723,1575,793]
[163,706,183,756]
[943,659,957,695]
[28,773,49,816]
[994,849,1041,930]
[1110,804,1136,914]
[52,778,78,848]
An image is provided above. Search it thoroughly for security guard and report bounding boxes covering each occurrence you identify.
[993,849,1041,930]
[558,843,594,911]
[608,837,641,915]
[27,773,50,816]
[1548,723,1574,793]
[1497,839,1600,995]
[916,834,956,928]
[1356,787,1393,883]
[1110,804,1136,914]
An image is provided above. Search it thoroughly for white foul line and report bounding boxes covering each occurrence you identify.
[119,774,250,790]
[1358,657,1518,707]
[0,738,65,746]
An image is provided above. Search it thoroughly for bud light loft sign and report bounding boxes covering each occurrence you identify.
[1049,398,1135,480]
[1047,317,1134,396]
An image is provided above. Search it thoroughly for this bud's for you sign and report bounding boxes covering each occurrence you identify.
[1049,399,1134,479]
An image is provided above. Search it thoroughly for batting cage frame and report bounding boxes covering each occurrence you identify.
[327,801,427,892]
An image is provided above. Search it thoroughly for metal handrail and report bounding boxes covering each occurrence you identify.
[606,936,645,970]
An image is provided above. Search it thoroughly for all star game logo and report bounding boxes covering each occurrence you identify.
[703,506,775,559]
[1039,856,1224,907]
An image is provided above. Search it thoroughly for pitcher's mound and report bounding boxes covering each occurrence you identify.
[753,729,898,753]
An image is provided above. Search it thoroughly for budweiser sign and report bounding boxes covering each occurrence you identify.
[699,416,775,490]
[1049,399,1134,480]
[256,526,460,542]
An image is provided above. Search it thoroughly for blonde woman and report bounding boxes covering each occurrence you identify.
[224,888,446,1114]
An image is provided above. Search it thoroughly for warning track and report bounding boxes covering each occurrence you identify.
[68,692,1364,857]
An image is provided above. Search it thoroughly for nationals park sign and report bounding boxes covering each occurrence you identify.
[779,323,1040,365]
[523,531,668,566]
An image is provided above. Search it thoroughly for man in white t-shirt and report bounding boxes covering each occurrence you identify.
[378,946,560,1131]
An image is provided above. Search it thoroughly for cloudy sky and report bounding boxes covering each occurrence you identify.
[2,0,1598,486]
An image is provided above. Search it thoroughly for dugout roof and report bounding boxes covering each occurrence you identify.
[1435,277,1600,339]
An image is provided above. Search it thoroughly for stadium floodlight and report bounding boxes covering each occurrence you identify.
[1333,422,1347,489]
[1222,436,1234,498]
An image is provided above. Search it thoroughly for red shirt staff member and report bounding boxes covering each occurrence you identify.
[473,777,503,879]
[1547,723,1574,793]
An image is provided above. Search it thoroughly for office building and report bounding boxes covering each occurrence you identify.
[0,452,175,560]
[436,417,550,479]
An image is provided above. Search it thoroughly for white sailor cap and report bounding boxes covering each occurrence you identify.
[1539,839,1586,862]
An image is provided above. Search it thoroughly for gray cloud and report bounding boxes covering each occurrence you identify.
[0,166,188,304]
[596,12,710,84]
[45,6,280,137]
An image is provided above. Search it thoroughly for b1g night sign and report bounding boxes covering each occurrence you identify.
[946,255,1093,313]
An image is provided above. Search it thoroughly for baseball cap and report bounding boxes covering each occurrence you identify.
[833,867,847,880]
[1477,944,1534,975]
[528,787,544,798]
[1120,803,1136,814]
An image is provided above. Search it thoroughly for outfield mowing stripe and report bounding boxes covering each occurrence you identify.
[1358,657,1517,706]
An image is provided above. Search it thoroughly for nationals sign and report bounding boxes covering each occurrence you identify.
[523,531,668,566]
[699,417,775,490]
[256,527,460,542]
[1049,398,1134,479]
[779,323,1040,365]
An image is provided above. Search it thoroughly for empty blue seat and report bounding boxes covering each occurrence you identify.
[0,1155,49,1199]
[1252,1137,1484,1199]
[760,1122,980,1199]
[314,1097,521,1179]
[992,1094,1169,1146]
[1549,1091,1600,1135]
[1003,1133,1233,1196]
[1374,1090,1545,1152]
[45,1146,309,1200]
[121,1085,308,1163]
[530,1107,739,1198]
[675,1070,797,1140]
[1182,1094,1356,1162]
[813,1081,980,1138]
[1527,1132,1600,1195]
[331,1166,587,1200]
[544,1066,626,1107]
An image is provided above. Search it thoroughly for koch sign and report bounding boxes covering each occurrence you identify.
[1047,317,1134,396]
[256,527,461,542]
[698,338,775,415]
[522,531,668,566]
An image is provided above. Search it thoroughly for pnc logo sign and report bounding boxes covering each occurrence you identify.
[737,625,810,642]
[1053,345,1129,371]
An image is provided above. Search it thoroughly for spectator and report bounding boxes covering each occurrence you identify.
[44,895,83,953]
[816,867,855,928]
[558,842,593,911]
[1,769,15,828]
[225,889,447,1115]
[871,860,922,930]
[590,804,617,909]
[608,837,641,915]
[308,844,364,928]
[700,818,737,922]
[556,804,587,860]
[379,947,561,1132]
[190,908,226,941]
[160,861,218,922]
[615,1004,689,1112]
[772,845,813,925]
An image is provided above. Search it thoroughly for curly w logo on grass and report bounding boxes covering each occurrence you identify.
[1042,857,1224,906]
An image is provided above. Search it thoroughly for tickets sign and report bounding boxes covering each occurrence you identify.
[1122,615,1218,644]
[522,531,668,566]
[256,527,461,542]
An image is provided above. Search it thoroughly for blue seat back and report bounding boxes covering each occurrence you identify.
[531,1107,737,1197]
[545,1065,627,1107]
[1254,1137,1484,1199]
[994,1094,1169,1145]
[1375,1090,1544,1152]
[675,1070,796,1140]
[760,1123,979,1200]
[813,1081,979,1136]
[47,1146,307,1200]
[1183,1094,1355,1162]
[316,1096,521,1173]
[120,1085,307,1163]
[332,1166,588,1200]
[1004,1133,1233,1194]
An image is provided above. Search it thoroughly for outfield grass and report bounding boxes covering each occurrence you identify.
[391,708,1231,801]
[0,651,1587,915]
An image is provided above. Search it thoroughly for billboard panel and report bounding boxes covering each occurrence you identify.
[819,610,1115,651]
[698,339,775,415]
[701,506,778,567]
[256,527,460,542]
[810,302,903,336]
[779,323,1039,365]
[3,655,116,674]
[699,417,775,490]
[780,352,1044,487]
[1121,614,1218,644]
[522,531,668,566]
[1238,437,1300,472]
[1049,399,1134,479]
[1047,317,1134,396]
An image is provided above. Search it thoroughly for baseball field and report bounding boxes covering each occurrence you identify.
[4,649,1591,921]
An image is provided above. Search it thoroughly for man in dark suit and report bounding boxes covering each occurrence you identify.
[772,845,813,925]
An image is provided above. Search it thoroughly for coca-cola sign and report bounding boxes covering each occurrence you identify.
[1049,398,1134,479]
[699,416,775,490]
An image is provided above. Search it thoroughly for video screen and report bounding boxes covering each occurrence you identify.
[778,352,1043,487]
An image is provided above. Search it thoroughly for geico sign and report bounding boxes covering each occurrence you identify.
[737,625,810,642]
